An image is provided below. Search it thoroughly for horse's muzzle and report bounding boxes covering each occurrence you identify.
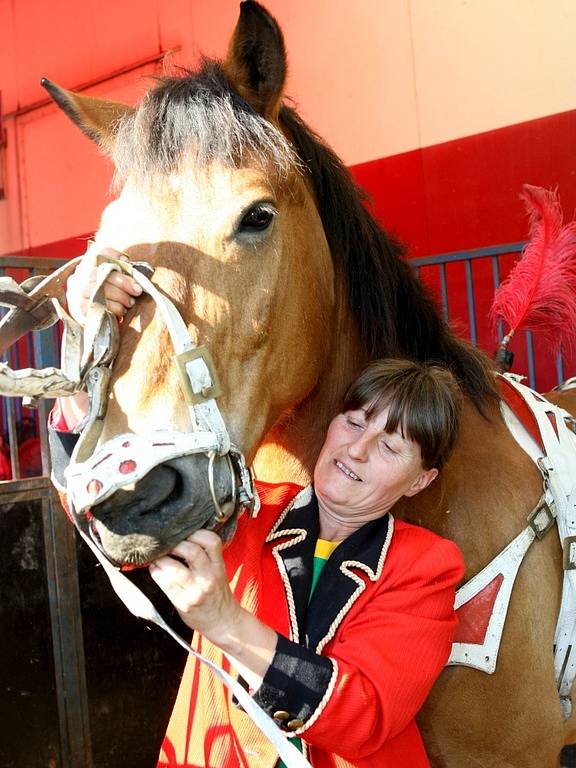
[83,453,237,567]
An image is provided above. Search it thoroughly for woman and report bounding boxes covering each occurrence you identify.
[60,252,465,768]
[150,358,464,768]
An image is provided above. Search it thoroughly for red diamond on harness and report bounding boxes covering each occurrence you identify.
[119,459,137,474]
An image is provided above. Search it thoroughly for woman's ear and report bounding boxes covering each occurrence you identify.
[405,467,439,497]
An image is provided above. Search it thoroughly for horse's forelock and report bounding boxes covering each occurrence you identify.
[112,61,298,187]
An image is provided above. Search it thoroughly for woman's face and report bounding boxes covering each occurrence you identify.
[313,405,438,523]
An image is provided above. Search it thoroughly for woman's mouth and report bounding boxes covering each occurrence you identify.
[334,459,362,481]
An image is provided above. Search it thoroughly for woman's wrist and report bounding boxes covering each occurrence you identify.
[207,606,278,690]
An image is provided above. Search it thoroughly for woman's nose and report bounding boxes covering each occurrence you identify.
[347,434,369,462]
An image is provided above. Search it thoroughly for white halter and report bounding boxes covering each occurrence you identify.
[62,257,256,524]
[0,253,257,533]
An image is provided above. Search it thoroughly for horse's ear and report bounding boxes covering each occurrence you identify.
[224,1,287,120]
[41,78,134,153]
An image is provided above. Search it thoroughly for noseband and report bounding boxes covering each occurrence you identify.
[0,253,257,558]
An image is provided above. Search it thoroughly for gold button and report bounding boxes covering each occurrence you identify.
[273,710,290,721]
[287,719,304,731]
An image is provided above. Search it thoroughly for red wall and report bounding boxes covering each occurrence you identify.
[1,1,575,394]
[351,109,576,391]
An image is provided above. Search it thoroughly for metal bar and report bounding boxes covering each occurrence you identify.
[37,400,52,477]
[525,331,536,389]
[0,256,67,270]
[411,241,525,268]
[6,397,20,478]
[33,320,59,477]
[491,256,505,342]
[439,263,449,320]
[465,259,478,346]
[556,352,565,387]
[10,331,23,428]
[42,488,93,768]
[4,48,180,119]
[0,475,51,496]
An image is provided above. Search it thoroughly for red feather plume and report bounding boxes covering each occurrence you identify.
[491,184,576,350]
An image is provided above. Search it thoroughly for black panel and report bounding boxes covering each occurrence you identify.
[0,497,61,768]
[76,537,189,768]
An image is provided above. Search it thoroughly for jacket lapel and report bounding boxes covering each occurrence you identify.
[265,486,319,643]
[266,485,394,653]
[306,512,393,651]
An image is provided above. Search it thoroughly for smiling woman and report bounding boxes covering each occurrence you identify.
[313,359,462,539]
[146,357,465,768]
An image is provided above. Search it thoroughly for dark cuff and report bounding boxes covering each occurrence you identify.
[253,633,334,732]
[48,425,78,489]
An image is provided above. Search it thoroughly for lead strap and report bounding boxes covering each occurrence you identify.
[76,524,312,768]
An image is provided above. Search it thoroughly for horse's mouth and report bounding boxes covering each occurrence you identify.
[88,515,201,568]
[88,517,158,567]
[83,455,236,567]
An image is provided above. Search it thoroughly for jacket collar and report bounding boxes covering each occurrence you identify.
[265,485,394,651]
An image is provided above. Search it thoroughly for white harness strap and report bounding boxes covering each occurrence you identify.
[122,263,230,453]
[500,374,576,719]
[448,373,576,719]
[76,525,311,768]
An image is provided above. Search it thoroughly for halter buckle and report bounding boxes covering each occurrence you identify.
[175,346,222,405]
[563,536,576,570]
[527,497,556,539]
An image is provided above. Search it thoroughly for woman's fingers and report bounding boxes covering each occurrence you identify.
[105,271,142,302]
[170,538,215,570]
[149,556,202,612]
[149,532,239,635]
[185,530,224,565]
[66,246,143,321]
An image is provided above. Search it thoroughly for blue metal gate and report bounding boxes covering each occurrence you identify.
[412,242,568,390]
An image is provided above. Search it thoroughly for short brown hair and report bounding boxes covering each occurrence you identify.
[341,359,463,469]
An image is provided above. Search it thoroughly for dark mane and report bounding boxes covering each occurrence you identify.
[115,60,496,409]
[278,107,497,410]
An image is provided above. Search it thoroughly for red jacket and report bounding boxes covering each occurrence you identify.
[158,481,464,768]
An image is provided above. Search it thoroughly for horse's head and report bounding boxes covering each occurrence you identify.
[45,2,336,566]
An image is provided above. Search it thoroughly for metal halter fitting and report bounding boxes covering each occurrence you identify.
[0,253,257,534]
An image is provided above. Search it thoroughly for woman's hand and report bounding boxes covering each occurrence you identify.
[149,530,278,690]
[66,245,142,323]
[149,530,242,644]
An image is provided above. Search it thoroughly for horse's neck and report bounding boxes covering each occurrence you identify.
[253,297,364,484]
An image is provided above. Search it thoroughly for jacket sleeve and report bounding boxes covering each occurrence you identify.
[47,402,79,489]
[253,533,464,759]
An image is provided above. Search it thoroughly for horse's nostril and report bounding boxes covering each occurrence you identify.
[137,469,184,518]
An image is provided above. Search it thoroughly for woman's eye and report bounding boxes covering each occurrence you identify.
[346,418,363,430]
[239,205,275,233]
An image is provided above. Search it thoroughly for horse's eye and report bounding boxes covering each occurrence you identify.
[239,205,275,233]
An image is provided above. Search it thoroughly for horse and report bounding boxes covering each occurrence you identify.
[40,2,575,765]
